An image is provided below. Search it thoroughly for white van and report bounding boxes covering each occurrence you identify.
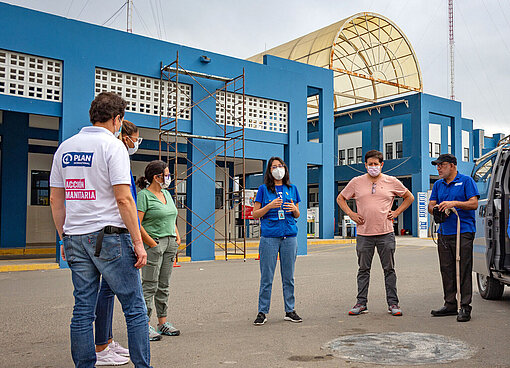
[473,137,510,299]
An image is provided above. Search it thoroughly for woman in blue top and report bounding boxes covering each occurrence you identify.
[252,156,302,325]
[94,120,144,365]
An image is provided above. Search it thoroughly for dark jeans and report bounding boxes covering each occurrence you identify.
[355,232,399,306]
[95,278,114,345]
[437,232,474,311]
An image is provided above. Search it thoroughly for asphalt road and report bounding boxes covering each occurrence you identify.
[0,238,509,368]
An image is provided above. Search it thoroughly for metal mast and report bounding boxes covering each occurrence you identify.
[126,0,133,33]
[448,0,455,100]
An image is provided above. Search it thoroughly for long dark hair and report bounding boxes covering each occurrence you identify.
[136,160,168,189]
[264,156,290,193]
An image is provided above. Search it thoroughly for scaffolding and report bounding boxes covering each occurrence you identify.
[158,52,247,261]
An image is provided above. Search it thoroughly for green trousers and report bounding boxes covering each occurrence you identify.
[141,236,179,319]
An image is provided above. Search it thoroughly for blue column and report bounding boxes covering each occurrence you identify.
[287,116,307,255]
[371,116,383,151]
[316,88,335,239]
[185,139,217,261]
[0,111,29,248]
[441,122,449,154]
[451,115,462,159]
[185,82,218,261]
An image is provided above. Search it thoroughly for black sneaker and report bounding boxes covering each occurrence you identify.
[284,311,302,323]
[253,312,267,325]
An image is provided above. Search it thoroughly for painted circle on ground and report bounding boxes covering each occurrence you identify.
[323,332,475,365]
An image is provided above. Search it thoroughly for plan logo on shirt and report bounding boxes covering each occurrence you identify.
[62,152,94,168]
[65,179,96,200]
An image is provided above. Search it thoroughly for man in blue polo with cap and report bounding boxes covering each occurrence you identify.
[427,153,479,322]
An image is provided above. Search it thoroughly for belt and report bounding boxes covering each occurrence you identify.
[94,226,129,257]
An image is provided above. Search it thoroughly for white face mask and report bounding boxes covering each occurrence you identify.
[367,165,381,177]
[271,167,285,181]
[159,174,171,189]
[126,137,139,155]
[114,120,122,138]
[127,143,138,155]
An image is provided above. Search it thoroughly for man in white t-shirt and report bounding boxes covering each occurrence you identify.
[50,92,151,368]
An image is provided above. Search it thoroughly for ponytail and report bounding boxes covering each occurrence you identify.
[137,160,168,189]
[136,176,150,190]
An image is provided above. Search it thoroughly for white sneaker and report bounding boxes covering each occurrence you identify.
[96,346,130,366]
[108,340,129,357]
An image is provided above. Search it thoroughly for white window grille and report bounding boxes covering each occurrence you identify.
[216,92,288,133]
[0,49,62,102]
[94,68,191,120]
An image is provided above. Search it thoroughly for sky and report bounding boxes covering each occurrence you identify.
[3,0,510,136]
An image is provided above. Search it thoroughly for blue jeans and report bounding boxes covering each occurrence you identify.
[63,231,151,368]
[95,278,114,345]
[258,236,298,314]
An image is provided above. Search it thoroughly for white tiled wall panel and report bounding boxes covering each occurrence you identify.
[95,68,191,120]
[0,49,62,102]
[216,91,288,133]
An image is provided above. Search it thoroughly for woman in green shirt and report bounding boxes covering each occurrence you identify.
[136,160,181,340]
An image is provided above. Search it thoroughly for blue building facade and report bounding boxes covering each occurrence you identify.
[0,3,335,265]
[308,92,498,237]
[1,4,505,266]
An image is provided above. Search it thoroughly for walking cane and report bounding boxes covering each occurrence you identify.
[450,208,461,312]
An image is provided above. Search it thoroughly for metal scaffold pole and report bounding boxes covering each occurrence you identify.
[159,53,247,261]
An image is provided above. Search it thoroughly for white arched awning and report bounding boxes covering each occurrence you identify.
[248,12,423,111]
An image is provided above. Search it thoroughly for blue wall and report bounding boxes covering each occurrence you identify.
[0,3,334,259]
[320,93,476,236]
[0,112,29,248]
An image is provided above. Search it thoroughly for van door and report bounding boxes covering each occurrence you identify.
[496,150,510,272]
[473,150,497,274]
[484,148,510,273]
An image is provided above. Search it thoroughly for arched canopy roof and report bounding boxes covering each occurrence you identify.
[248,12,422,111]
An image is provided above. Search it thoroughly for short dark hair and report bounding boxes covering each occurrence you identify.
[365,150,383,163]
[121,120,138,136]
[89,92,127,124]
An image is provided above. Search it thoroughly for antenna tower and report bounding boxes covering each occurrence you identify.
[448,0,454,100]
[126,0,133,33]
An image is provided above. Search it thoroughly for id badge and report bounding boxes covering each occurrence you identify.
[278,210,285,220]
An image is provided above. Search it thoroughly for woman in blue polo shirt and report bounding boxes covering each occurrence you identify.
[252,156,302,325]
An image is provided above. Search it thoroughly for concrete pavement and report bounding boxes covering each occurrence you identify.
[0,238,508,367]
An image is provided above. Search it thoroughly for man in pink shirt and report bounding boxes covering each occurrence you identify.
[337,150,414,316]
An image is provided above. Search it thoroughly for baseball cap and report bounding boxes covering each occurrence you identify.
[431,153,457,166]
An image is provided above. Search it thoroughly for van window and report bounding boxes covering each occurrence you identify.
[473,156,495,182]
